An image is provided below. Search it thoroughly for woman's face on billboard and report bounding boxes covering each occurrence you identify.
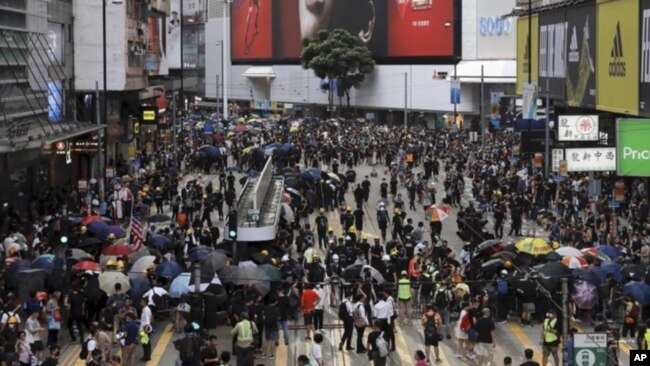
[299,0,334,40]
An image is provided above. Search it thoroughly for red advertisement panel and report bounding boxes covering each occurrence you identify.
[387,0,454,57]
[231,0,273,60]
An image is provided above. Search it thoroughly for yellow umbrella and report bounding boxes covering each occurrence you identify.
[226,131,235,138]
[242,147,252,154]
[289,127,298,133]
[515,237,553,256]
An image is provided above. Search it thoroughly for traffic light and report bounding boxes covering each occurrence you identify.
[227,209,238,240]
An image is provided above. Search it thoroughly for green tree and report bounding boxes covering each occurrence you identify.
[301,28,375,116]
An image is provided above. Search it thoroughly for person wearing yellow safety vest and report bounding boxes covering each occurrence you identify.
[397,271,412,326]
[642,320,650,350]
[139,298,153,362]
[231,311,258,364]
[541,309,560,366]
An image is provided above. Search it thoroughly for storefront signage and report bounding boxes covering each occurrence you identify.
[538,10,567,99]
[558,115,599,141]
[516,15,539,94]
[617,119,650,176]
[140,106,158,124]
[565,2,596,108]
[574,333,607,366]
[565,147,616,172]
[479,17,511,36]
[552,149,564,172]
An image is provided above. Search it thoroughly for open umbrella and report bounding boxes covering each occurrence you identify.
[593,262,623,283]
[200,252,228,282]
[87,221,110,237]
[82,215,104,225]
[106,226,126,238]
[155,261,184,279]
[572,281,599,309]
[68,248,91,260]
[544,251,562,262]
[621,264,647,281]
[146,235,173,250]
[581,248,611,263]
[131,255,156,274]
[327,172,341,184]
[596,245,623,258]
[532,261,572,290]
[258,264,282,281]
[128,276,151,299]
[555,246,583,257]
[515,238,553,256]
[218,265,238,284]
[71,261,101,271]
[149,214,171,223]
[102,244,134,257]
[128,247,152,263]
[188,246,212,262]
[625,282,650,306]
[285,187,302,197]
[32,254,63,275]
[232,262,271,295]
[189,274,223,293]
[169,273,193,298]
[562,256,588,269]
[425,205,450,222]
[78,237,103,251]
[572,268,601,287]
[490,251,516,261]
[481,258,504,272]
[342,264,385,284]
[5,260,31,288]
[98,271,130,295]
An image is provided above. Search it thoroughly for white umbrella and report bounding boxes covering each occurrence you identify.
[556,247,583,257]
[131,255,156,274]
[98,271,130,295]
[188,274,222,292]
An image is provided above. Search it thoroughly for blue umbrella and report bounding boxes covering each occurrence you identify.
[199,145,222,158]
[169,273,193,298]
[106,226,126,238]
[88,221,110,237]
[5,259,31,288]
[32,254,63,275]
[155,261,184,279]
[247,170,260,178]
[146,234,172,250]
[276,143,294,156]
[596,245,623,258]
[306,167,321,181]
[128,276,151,299]
[592,262,623,283]
[188,246,212,262]
[624,282,650,306]
[298,171,315,182]
[572,268,601,287]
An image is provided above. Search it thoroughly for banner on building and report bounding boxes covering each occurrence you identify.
[167,0,181,69]
[516,14,539,95]
[558,115,599,141]
[565,2,596,108]
[617,119,650,176]
[596,0,639,115]
[565,147,616,172]
[640,0,650,115]
[538,9,567,100]
[522,83,537,120]
[450,80,461,104]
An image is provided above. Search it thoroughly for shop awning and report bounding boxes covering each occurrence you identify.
[453,60,516,84]
[242,66,277,78]
[0,122,105,153]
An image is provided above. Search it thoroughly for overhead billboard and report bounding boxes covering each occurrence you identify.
[558,115,599,141]
[640,0,650,115]
[476,0,516,60]
[596,0,639,115]
[231,0,461,64]
[167,0,181,69]
[516,14,539,95]
[538,9,566,100]
[565,147,616,172]
[565,2,596,108]
[617,119,650,176]
[145,15,168,76]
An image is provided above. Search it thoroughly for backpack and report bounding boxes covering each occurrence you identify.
[375,332,389,357]
[460,313,472,333]
[353,304,368,328]
[497,279,509,295]
[2,312,18,325]
[434,289,449,309]
[78,337,93,360]
[338,301,351,321]
[424,316,439,340]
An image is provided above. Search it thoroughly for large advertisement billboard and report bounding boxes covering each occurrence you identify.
[145,15,168,76]
[230,0,460,64]
[640,0,650,115]
[565,2,596,108]
[538,9,566,100]
[596,0,638,115]
[167,0,181,69]
[476,0,516,60]
[617,119,650,176]
[516,14,539,95]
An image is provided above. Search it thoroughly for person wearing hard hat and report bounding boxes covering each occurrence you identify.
[325,227,337,247]
[341,206,354,232]
[353,206,365,232]
[346,226,357,245]
[391,208,404,242]
[107,233,116,243]
[377,203,389,241]
[326,253,343,306]
[369,236,384,269]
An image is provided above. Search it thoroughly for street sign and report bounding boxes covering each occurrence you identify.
[608,200,620,209]
[588,179,602,197]
[247,209,260,223]
[574,333,607,366]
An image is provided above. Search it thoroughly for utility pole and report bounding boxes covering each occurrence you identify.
[480,64,485,153]
[222,0,230,119]
[216,74,220,115]
[453,64,457,129]
[172,80,177,167]
[561,277,569,366]
[528,0,532,83]
[95,81,104,197]
[544,77,551,177]
[193,262,201,293]
[404,72,409,128]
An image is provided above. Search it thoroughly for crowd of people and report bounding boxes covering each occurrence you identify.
[0,112,648,366]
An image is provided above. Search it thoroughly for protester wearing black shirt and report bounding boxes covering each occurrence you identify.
[66,284,86,342]
[40,345,60,366]
[200,335,219,366]
[520,348,540,366]
[276,288,290,345]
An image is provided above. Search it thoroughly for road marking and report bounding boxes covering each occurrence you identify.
[62,345,80,366]
[147,324,173,365]
[275,336,289,366]
[573,323,630,356]
[412,321,451,364]
[507,322,543,364]
[394,323,416,365]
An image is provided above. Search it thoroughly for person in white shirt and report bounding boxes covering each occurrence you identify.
[309,333,324,366]
[139,298,153,362]
[339,292,354,351]
[313,284,326,333]
[372,290,395,351]
[353,294,368,354]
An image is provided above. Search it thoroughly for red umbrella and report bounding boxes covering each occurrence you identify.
[235,124,246,132]
[82,215,103,225]
[71,261,102,271]
[102,244,134,257]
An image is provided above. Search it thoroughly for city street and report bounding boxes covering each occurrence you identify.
[58,159,632,366]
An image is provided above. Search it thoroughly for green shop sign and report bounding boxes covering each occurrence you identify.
[574,333,607,366]
[617,119,650,176]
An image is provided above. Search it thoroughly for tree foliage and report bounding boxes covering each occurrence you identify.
[301,28,376,114]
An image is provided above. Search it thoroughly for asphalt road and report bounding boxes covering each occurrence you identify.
[59,158,631,366]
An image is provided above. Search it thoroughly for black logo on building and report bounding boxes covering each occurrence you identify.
[609,22,626,77]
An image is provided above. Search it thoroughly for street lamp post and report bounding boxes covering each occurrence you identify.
[102,0,123,183]
[216,41,224,116]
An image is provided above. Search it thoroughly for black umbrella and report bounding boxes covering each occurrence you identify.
[250,252,270,265]
[513,252,535,267]
[146,234,173,250]
[490,251,516,261]
[532,261,572,290]
[544,251,562,262]
[200,252,228,282]
[149,214,171,223]
[79,237,103,249]
[481,258,504,273]
[622,264,647,281]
